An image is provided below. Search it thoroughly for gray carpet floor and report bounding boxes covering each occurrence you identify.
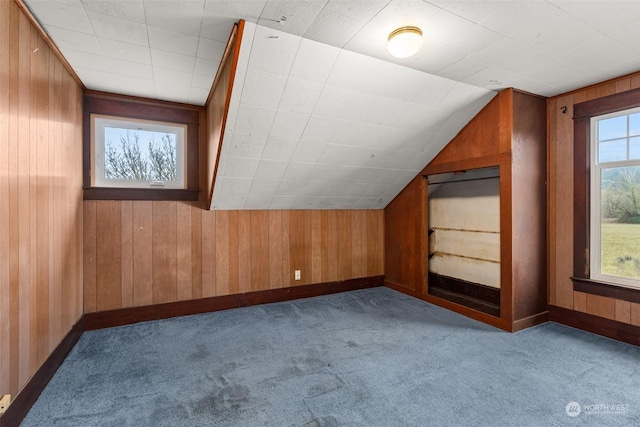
[21,287,640,426]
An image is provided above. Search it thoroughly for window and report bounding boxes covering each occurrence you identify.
[91,115,186,189]
[572,87,640,302]
[590,108,640,289]
[83,93,200,201]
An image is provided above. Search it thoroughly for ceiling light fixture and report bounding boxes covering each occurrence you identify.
[387,26,423,58]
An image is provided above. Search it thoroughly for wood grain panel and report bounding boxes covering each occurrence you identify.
[322,211,339,283]
[269,211,284,289]
[190,204,202,299]
[152,202,178,304]
[215,210,230,296]
[237,211,252,293]
[631,303,640,326]
[614,299,631,324]
[96,201,122,311]
[0,0,10,396]
[337,211,352,281]
[289,211,306,285]
[83,202,97,313]
[228,211,240,294]
[1,0,83,401]
[120,201,133,308]
[585,294,616,320]
[201,210,216,297]
[133,201,153,307]
[176,202,192,301]
[251,211,270,290]
[311,211,322,283]
[574,291,587,312]
[548,95,575,309]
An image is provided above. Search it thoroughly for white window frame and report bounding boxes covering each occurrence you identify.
[91,114,186,189]
[590,106,640,290]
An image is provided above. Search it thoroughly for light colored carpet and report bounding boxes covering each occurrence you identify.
[21,287,640,426]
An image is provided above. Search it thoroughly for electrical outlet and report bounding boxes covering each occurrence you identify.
[294,270,301,280]
[0,394,11,414]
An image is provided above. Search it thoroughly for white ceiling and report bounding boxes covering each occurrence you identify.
[22,0,640,209]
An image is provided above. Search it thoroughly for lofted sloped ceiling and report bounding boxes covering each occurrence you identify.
[22,0,640,210]
[211,22,494,209]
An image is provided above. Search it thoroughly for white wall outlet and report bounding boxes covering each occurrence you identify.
[0,394,11,414]
[294,270,301,280]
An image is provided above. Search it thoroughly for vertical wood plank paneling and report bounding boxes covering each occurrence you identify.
[133,201,153,307]
[176,202,193,301]
[83,202,97,313]
[215,210,230,296]
[2,2,84,399]
[121,201,134,308]
[49,56,63,350]
[85,208,386,313]
[552,94,576,309]
[17,10,32,388]
[321,211,338,283]
[152,201,178,304]
[201,210,216,297]
[281,211,291,288]
[367,210,383,276]
[290,211,306,285]
[351,210,364,277]
[8,3,21,394]
[585,294,616,320]
[190,204,202,299]
[0,0,10,396]
[574,291,587,312]
[337,211,352,281]
[96,201,122,311]
[310,211,322,283]
[34,32,51,371]
[238,211,252,293]
[251,211,270,290]
[269,211,284,289]
[228,211,240,294]
[614,299,631,324]
[631,303,640,326]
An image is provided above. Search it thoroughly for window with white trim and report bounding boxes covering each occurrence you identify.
[590,107,640,289]
[91,114,186,189]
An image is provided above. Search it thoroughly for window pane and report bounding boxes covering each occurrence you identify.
[104,127,178,182]
[630,137,640,160]
[598,138,627,163]
[600,165,640,280]
[598,115,627,141]
[630,113,640,136]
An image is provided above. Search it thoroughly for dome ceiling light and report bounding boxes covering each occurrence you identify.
[387,26,423,58]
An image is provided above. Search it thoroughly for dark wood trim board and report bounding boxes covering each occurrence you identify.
[549,304,640,347]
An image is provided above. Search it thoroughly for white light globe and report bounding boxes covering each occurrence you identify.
[387,26,423,58]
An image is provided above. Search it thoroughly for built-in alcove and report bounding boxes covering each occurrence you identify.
[385,88,548,332]
[427,168,501,316]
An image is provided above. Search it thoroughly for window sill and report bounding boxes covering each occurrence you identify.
[84,187,200,201]
[571,276,640,303]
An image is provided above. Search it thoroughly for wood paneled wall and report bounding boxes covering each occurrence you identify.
[0,0,84,399]
[548,72,640,326]
[84,202,384,313]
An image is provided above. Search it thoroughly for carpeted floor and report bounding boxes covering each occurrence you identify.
[21,287,640,426]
